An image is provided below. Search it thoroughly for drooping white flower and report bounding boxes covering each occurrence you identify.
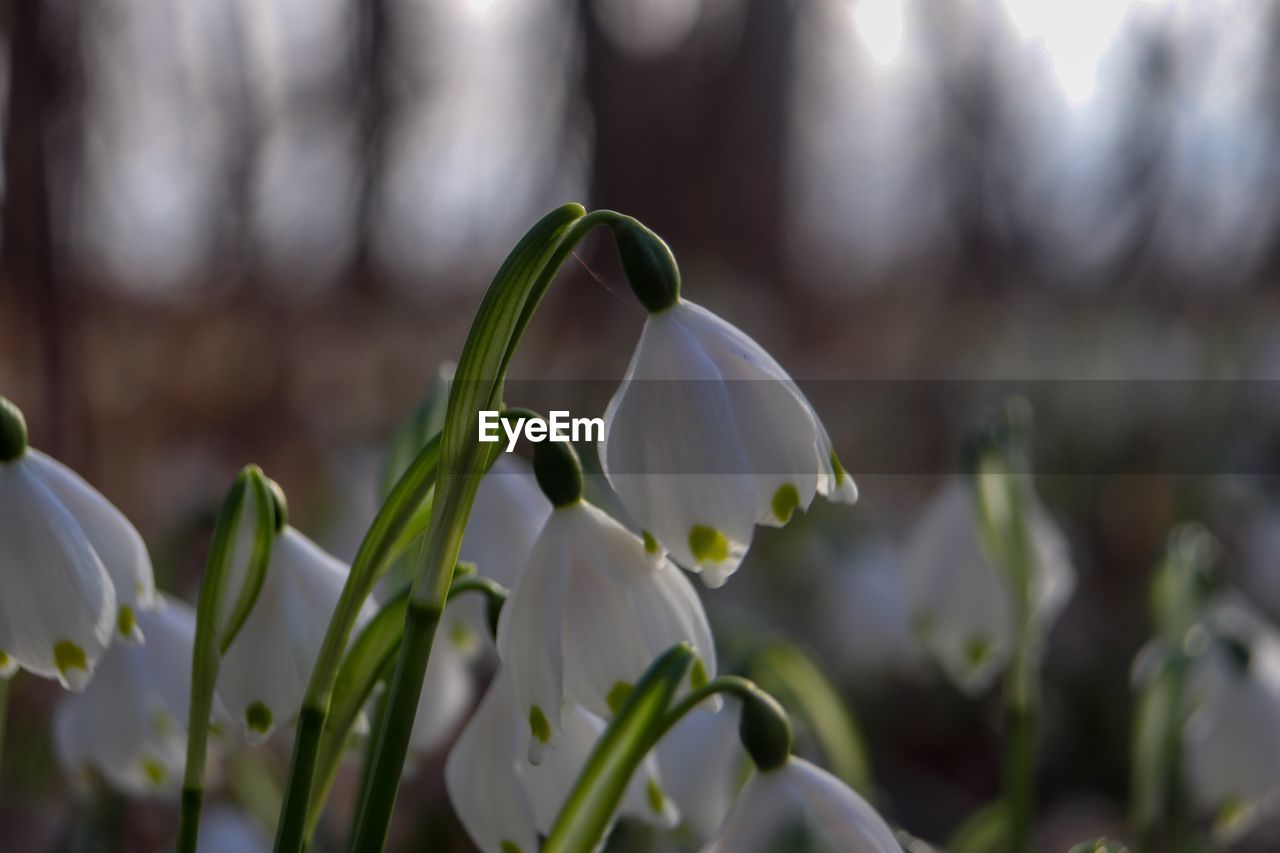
[603,299,856,587]
[820,544,927,680]
[1184,593,1280,838]
[703,756,900,853]
[445,672,676,853]
[0,397,156,690]
[902,478,1074,694]
[218,520,373,742]
[54,596,207,793]
[655,706,743,841]
[496,497,716,763]
[443,456,551,656]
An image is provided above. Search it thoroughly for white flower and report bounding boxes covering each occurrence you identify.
[656,706,743,840]
[1184,594,1280,837]
[218,522,373,742]
[902,478,1074,694]
[443,456,551,656]
[821,544,927,680]
[602,299,855,587]
[496,498,716,763]
[445,672,676,853]
[194,806,272,853]
[54,596,206,793]
[0,399,156,690]
[703,756,900,853]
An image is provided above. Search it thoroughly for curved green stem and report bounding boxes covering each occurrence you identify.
[347,204,640,852]
[178,466,275,853]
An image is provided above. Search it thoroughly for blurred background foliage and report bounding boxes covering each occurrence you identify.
[3,0,1280,850]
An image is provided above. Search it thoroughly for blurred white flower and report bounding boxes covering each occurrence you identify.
[703,756,899,853]
[445,672,676,853]
[444,455,551,656]
[1185,594,1280,838]
[55,596,208,793]
[0,397,156,690]
[498,498,715,763]
[195,806,272,853]
[604,299,855,587]
[903,478,1074,694]
[821,544,927,680]
[218,523,373,742]
[656,706,743,841]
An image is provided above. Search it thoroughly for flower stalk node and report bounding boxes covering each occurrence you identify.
[0,396,27,463]
[609,218,681,313]
[533,440,583,508]
[739,689,792,772]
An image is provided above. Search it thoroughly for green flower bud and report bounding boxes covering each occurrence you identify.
[739,689,793,772]
[611,219,681,314]
[533,440,583,508]
[0,396,28,463]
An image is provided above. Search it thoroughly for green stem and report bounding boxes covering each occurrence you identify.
[344,673,392,852]
[178,467,275,853]
[273,434,442,853]
[345,204,637,852]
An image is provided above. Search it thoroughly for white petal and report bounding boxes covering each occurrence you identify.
[657,706,743,840]
[560,503,717,717]
[410,631,474,754]
[0,462,115,690]
[603,309,757,582]
[445,674,540,853]
[218,527,368,741]
[496,511,572,763]
[196,806,273,853]
[673,301,833,526]
[52,596,198,793]
[704,758,899,853]
[902,480,1012,694]
[25,450,156,631]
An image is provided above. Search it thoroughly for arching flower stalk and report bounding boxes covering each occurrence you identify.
[497,441,716,763]
[55,595,216,794]
[0,396,156,691]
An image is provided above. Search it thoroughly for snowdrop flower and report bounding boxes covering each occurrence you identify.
[444,456,550,655]
[0,396,155,690]
[1184,594,1280,837]
[218,487,374,742]
[656,706,743,840]
[821,544,927,680]
[601,228,854,587]
[704,756,899,853]
[445,672,676,853]
[497,442,716,763]
[903,477,1074,694]
[54,596,206,793]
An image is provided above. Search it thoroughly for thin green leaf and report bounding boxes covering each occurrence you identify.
[948,802,1010,853]
[218,476,277,655]
[544,644,694,853]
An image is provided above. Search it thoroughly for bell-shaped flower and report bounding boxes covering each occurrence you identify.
[218,514,374,742]
[903,478,1074,694]
[444,456,550,655]
[1184,594,1280,838]
[54,595,209,793]
[656,706,743,841]
[703,756,899,853]
[496,496,716,763]
[602,299,856,588]
[445,672,676,853]
[820,544,927,680]
[0,397,156,690]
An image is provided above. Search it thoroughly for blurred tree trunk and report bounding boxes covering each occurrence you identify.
[1,0,82,460]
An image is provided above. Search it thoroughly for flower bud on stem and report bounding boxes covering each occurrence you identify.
[0,396,28,464]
